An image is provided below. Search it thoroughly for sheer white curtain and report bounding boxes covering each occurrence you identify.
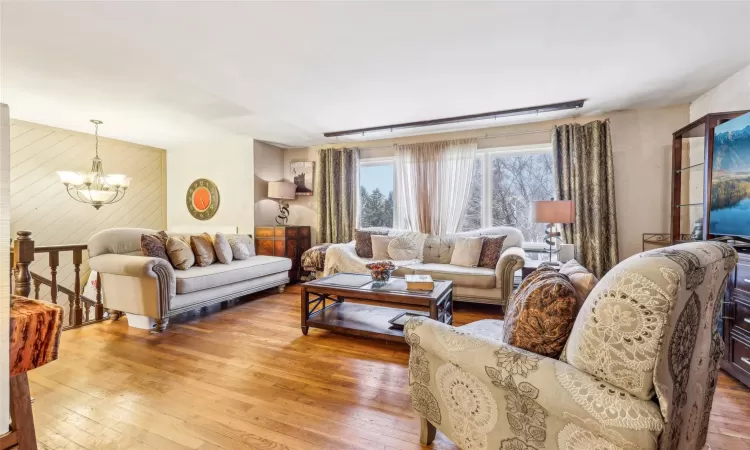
[395,138,477,234]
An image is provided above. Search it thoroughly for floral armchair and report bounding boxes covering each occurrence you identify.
[405,241,737,450]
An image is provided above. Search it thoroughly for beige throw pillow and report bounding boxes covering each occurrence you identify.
[166,236,195,270]
[228,236,251,260]
[449,236,484,268]
[559,259,598,307]
[213,232,233,264]
[191,233,217,267]
[371,235,395,260]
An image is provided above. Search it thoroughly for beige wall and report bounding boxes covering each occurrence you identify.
[10,119,166,298]
[691,63,750,120]
[285,104,689,258]
[166,136,254,234]
[254,140,285,226]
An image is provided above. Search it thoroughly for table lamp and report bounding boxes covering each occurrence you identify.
[268,181,297,225]
[530,199,575,261]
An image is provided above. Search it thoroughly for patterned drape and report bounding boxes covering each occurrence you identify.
[316,147,359,244]
[552,120,618,278]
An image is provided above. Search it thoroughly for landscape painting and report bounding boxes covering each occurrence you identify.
[290,161,314,196]
[709,112,750,238]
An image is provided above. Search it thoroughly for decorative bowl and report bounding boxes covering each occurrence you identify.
[366,261,396,287]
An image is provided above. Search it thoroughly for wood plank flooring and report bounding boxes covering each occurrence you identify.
[28,285,750,450]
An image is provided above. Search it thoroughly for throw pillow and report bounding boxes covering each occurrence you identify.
[227,236,251,260]
[213,232,233,264]
[449,236,484,268]
[371,235,395,260]
[502,267,578,358]
[478,235,507,269]
[191,233,217,267]
[355,229,389,258]
[140,233,169,262]
[387,235,421,261]
[559,259,598,307]
[166,236,195,270]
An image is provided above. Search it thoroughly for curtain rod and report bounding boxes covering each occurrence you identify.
[349,127,553,150]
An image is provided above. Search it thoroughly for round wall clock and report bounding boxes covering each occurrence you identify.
[186,178,220,220]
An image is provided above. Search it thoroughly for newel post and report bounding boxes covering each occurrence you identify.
[13,231,35,298]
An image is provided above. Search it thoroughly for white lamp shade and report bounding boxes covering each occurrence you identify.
[530,200,575,224]
[57,171,84,186]
[79,189,117,203]
[105,174,128,187]
[268,181,297,200]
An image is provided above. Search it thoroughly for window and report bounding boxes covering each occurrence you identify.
[459,145,554,242]
[359,159,395,228]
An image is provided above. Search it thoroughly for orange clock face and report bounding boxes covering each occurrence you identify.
[192,187,211,212]
[186,179,220,220]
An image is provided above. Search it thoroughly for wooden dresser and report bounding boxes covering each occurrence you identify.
[255,226,311,283]
[722,251,750,388]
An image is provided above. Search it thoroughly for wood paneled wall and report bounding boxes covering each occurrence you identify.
[10,119,166,301]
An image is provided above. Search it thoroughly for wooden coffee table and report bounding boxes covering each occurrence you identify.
[300,273,453,342]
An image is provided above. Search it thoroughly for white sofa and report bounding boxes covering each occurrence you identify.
[324,226,525,306]
[88,228,292,331]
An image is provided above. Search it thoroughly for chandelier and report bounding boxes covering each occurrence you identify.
[57,120,131,210]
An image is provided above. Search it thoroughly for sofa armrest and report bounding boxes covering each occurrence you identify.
[89,254,176,316]
[404,317,662,449]
[495,246,525,301]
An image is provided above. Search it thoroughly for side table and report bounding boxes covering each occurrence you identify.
[521,259,561,280]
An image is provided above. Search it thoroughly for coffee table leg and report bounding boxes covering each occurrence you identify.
[430,300,438,322]
[301,287,309,335]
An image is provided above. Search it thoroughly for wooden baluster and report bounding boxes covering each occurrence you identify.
[72,248,83,327]
[67,294,74,326]
[33,279,40,299]
[84,301,91,322]
[13,231,34,298]
[49,251,59,304]
[95,272,104,320]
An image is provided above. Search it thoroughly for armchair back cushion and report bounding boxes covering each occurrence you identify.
[563,241,737,448]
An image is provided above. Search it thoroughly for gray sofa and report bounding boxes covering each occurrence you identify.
[323,226,526,306]
[88,228,291,331]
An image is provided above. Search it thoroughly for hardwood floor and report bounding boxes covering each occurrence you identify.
[28,285,750,450]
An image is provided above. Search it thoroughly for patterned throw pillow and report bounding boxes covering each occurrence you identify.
[449,236,484,268]
[387,234,424,260]
[191,233,217,267]
[354,229,389,258]
[140,233,169,262]
[502,266,578,358]
[213,232,233,264]
[227,236,251,260]
[559,259,598,307]
[478,235,507,269]
[166,236,195,270]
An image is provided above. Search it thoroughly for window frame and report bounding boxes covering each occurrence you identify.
[466,143,554,231]
[357,157,397,229]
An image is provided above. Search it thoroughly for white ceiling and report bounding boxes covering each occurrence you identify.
[2,1,750,149]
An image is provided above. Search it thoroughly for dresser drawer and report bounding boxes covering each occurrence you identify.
[736,261,750,294]
[255,227,275,238]
[736,297,750,334]
[730,331,750,376]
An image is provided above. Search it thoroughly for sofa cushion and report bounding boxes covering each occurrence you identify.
[140,232,169,262]
[410,263,496,289]
[175,256,292,294]
[559,258,598,307]
[478,235,507,269]
[354,229,389,258]
[191,233,217,267]
[228,236,251,260]
[213,232,233,264]
[371,235,395,260]
[449,236,483,268]
[166,236,195,270]
[503,266,578,358]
